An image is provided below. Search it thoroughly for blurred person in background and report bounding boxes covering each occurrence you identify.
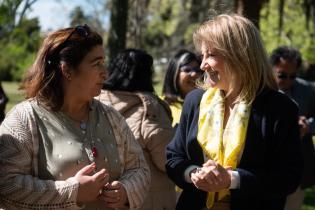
[0,25,150,210]
[162,49,202,127]
[271,45,315,210]
[99,48,176,210]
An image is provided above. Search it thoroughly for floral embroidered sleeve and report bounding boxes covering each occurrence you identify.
[105,105,151,210]
[0,102,81,210]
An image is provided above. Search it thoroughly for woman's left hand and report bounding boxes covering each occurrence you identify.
[191,160,231,192]
[99,181,128,208]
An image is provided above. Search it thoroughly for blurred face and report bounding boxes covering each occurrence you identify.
[273,58,297,91]
[200,42,231,91]
[178,60,202,98]
[70,45,106,100]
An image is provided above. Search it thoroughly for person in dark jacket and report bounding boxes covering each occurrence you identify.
[166,14,303,210]
[271,46,315,210]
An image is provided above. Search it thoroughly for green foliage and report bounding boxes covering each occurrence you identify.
[144,0,182,47]
[0,17,40,81]
[303,186,315,210]
[260,0,315,63]
[0,0,40,81]
[2,81,24,113]
[0,0,20,36]
[142,0,199,59]
[184,23,199,47]
[0,40,36,81]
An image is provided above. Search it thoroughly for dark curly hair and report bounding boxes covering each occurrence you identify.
[103,49,154,92]
[270,46,302,69]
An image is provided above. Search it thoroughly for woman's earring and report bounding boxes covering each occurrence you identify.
[65,73,71,80]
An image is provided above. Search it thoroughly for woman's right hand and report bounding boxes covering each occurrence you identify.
[74,162,109,203]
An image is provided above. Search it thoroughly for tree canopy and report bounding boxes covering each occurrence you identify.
[1,0,315,81]
[0,0,40,81]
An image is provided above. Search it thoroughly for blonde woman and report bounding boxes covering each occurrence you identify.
[166,14,303,210]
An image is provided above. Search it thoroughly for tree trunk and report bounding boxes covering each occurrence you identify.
[107,0,128,62]
[189,0,211,23]
[132,0,150,48]
[235,0,264,29]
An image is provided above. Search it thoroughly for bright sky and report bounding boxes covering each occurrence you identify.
[26,0,107,32]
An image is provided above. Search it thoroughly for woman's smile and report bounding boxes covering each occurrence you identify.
[206,68,220,86]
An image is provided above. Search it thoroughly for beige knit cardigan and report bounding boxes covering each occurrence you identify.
[0,100,150,210]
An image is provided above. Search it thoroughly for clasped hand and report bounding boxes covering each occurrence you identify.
[99,181,128,208]
[298,116,310,138]
[75,162,109,203]
[190,160,232,192]
[74,162,128,208]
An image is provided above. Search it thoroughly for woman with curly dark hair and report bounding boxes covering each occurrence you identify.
[99,48,176,210]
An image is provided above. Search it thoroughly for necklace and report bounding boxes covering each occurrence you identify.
[59,103,99,172]
[86,113,98,169]
[77,106,98,161]
[80,121,87,130]
[62,104,90,131]
[79,110,98,159]
[74,111,98,165]
[61,105,97,158]
[79,121,87,130]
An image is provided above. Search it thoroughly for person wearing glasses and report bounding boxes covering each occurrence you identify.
[166,14,303,210]
[162,49,202,127]
[270,46,315,210]
[0,26,150,209]
[99,49,176,210]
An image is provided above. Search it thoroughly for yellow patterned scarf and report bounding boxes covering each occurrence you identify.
[197,88,251,209]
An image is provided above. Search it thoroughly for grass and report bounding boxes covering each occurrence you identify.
[2,81,315,209]
[303,187,315,210]
[2,81,24,113]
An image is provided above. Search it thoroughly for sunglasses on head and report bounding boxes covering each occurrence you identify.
[65,24,90,42]
[277,72,297,80]
[48,25,91,65]
[180,65,203,74]
[58,24,90,49]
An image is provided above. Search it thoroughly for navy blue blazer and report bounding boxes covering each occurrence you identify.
[166,88,303,210]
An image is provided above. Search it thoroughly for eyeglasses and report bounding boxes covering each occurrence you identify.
[277,72,297,80]
[180,65,203,74]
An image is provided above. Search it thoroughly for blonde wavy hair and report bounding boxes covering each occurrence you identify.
[193,14,277,103]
